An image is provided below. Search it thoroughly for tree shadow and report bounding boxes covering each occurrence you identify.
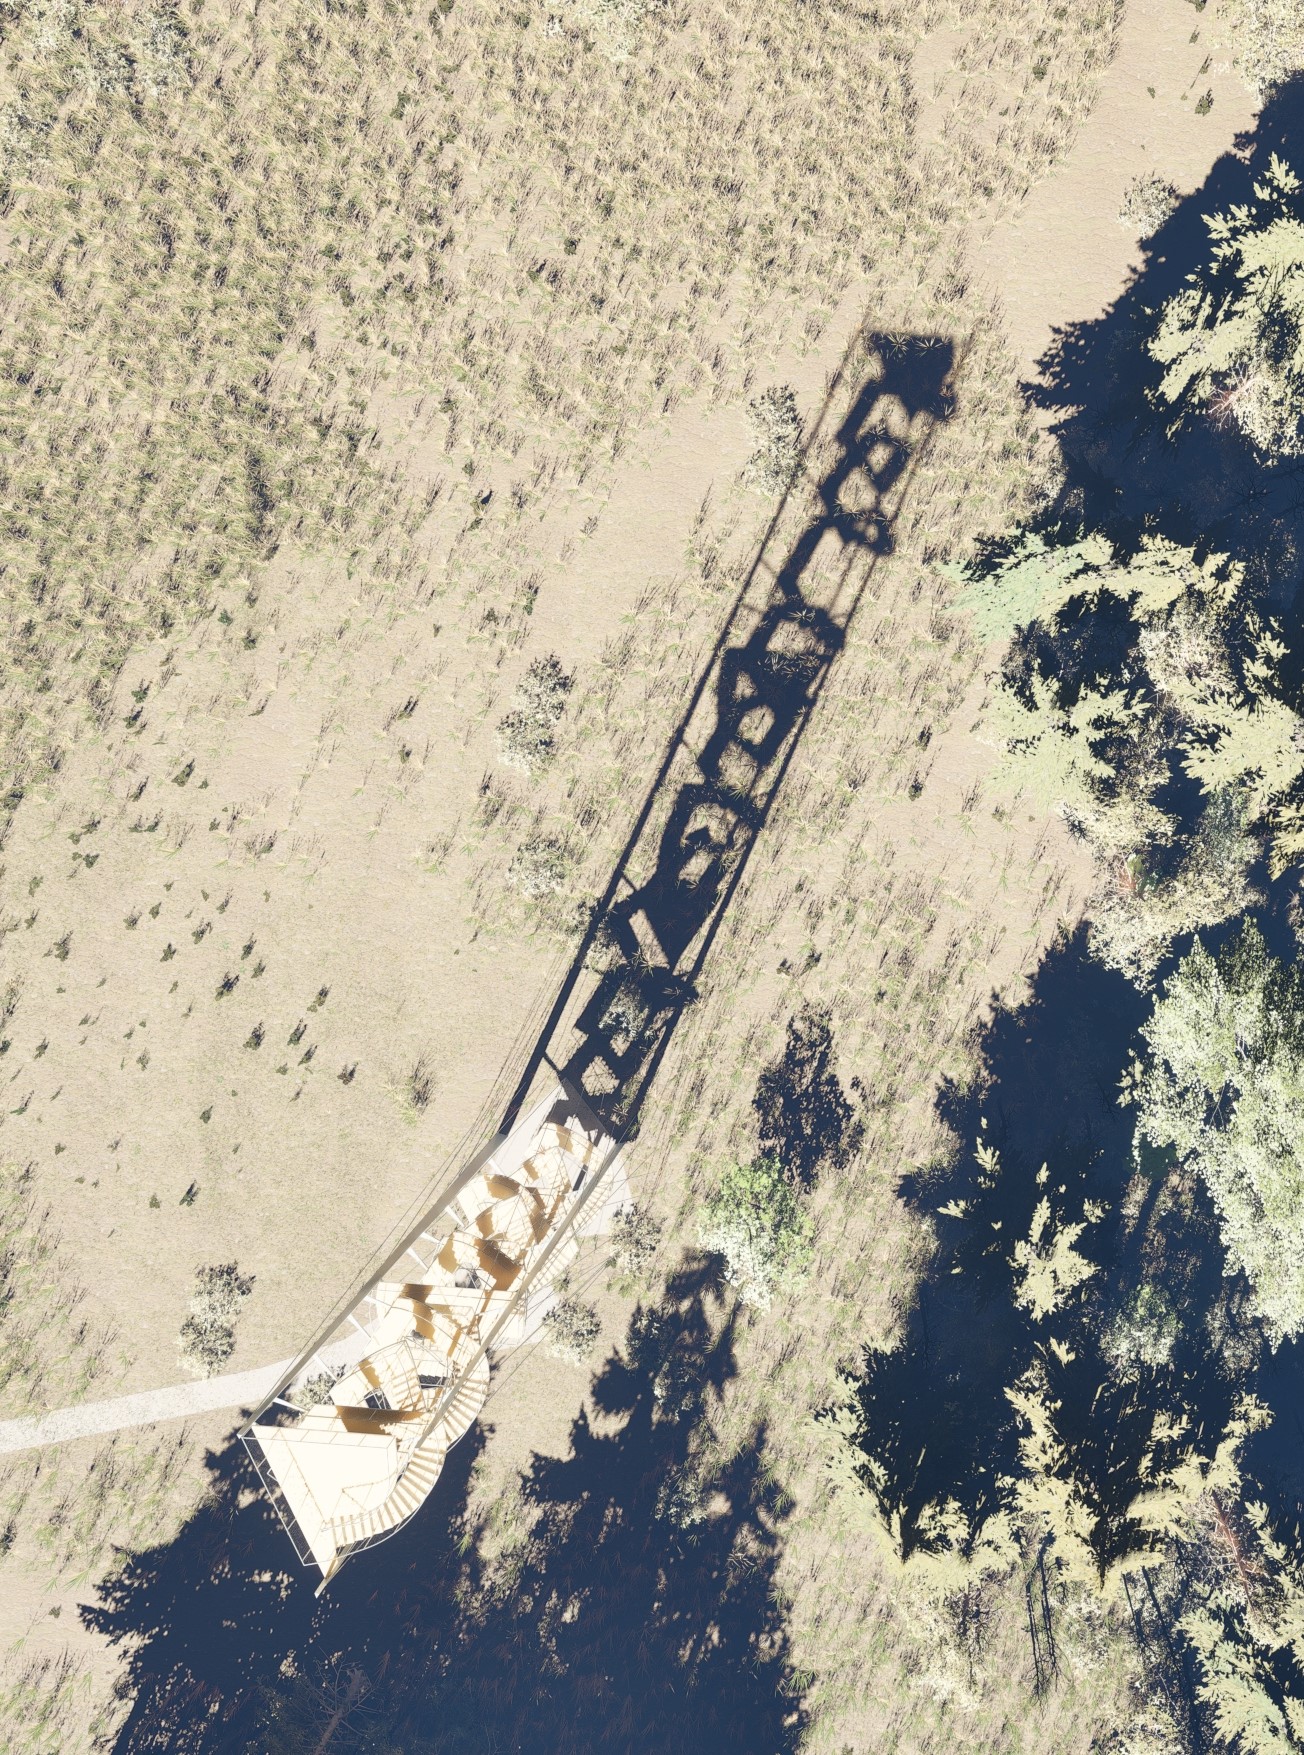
[752,1005,864,1188]
[413,1254,805,1755]
[1031,75,1304,617]
[1012,70,1304,1566]
[932,921,1144,1179]
[86,1256,805,1754]
[83,1415,485,1752]
[843,927,1247,1577]
[1244,1332,1304,1527]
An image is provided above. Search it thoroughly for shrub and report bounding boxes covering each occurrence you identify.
[289,1368,343,1410]
[496,654,574,775]
[609,1203,662,1277]
[743,385,802,494]
[133,4,191,98]
[753,1004,863,1187]
[506,833,571,899]
[541,1292,601,1364]
[1105,1282,1181,1371]
[698,1155,814,1308]
[654,1464,709,1533]
[563,0,661,59]
[600,973,649,1048]
[624,1305,702,1418]
[178,1262,253,1378]
[1118,171,1179,235]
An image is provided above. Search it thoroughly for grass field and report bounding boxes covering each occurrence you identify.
[0,0,1282,1748]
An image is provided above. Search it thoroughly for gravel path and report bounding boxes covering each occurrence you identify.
[0,1359,295,1456]
[0,1158,632,1459]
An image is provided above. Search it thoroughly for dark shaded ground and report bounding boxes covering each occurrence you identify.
[84,1415,483,1752]
[753,1005,864,1189]
[1033,76,1304,627]
[839,927,1262,1748]
[87,1258,804,1755]
[847,927,1180,1552]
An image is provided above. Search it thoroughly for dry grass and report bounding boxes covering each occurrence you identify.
[0,0,1157,1744]
[0,1168,197,1752]
[0,0,1116,815]
[0,1162,122,1416]
[575,315,1107,1752]
[0,1650,121,1755]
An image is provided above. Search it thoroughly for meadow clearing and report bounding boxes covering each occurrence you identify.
[0,0,1293,1747]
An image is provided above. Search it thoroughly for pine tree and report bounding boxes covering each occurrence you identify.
[1127,923,1304,1341]
[821,1377,1019,1599]
[1149,154,1304,458]
[956,530,1240,645]
[1009,1164,1102,1322]
[1178,618,1304,875]
[1179,1495,1304,1753]
[956,520,1304,960]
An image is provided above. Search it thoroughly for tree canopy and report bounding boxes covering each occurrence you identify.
[1127,923,1304,1342]
[1149,154,1304,458]
[697,1155,814,1308]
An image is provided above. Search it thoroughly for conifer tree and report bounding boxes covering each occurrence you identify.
[956,523,1304,976]
[1127,922,1304,1341]
[1180,1497,1304,1753]
[1149,154,1304,459]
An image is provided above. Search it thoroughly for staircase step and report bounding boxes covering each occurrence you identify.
[326,1358,492,1555]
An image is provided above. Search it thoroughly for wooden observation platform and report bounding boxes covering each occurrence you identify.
[240,1082,623,1586]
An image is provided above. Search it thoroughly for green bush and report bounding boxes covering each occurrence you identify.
[698,1155,814,1309]
[496,654,574,775]
[507,833,572,899]
[1104,1282,1181,1371]
[289,1369,343,1411]
[541,1292,601,1365]
[609,1203,663,1278]
[1117,171,1179,236]
[743,385,802,495]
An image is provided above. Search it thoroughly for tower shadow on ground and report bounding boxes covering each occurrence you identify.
[503,331,957,1141]
[85,328,960,1749]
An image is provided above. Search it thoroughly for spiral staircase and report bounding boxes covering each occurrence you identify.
[243,1084,620,1582]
